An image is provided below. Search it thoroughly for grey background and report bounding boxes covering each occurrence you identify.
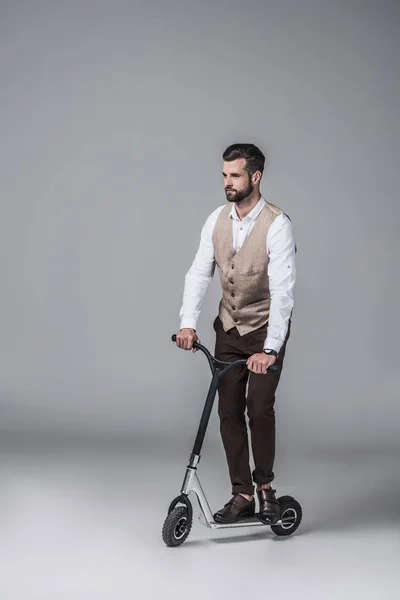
[1,0,399,446]
[0,1,399,597]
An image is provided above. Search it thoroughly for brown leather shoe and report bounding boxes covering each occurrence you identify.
[213,494,255,524]
[257,488,280,524]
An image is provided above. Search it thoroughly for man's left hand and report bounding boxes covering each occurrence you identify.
[247,352,276,375]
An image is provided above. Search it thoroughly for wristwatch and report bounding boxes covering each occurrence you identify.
[263,349,278,358]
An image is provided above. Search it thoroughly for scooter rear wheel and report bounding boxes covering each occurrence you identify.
[270,496,302,536]
[162,506,192,547]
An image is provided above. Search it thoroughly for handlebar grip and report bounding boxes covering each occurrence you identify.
[234,359,279,373]
[172,333,201,349]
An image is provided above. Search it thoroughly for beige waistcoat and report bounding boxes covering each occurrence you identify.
[212,200,282,335]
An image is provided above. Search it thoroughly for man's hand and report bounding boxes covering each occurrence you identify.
[247,352,276,375]
[175,328,201,352]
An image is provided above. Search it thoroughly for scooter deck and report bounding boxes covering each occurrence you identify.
[205,513,282,529]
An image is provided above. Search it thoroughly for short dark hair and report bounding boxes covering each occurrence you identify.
[222,143,266,175]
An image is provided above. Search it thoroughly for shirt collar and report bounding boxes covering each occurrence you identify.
[229,195,266,222]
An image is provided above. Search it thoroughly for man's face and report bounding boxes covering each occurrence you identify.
[223,158,254,203]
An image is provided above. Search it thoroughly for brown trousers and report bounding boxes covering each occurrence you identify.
[213,315,291,496]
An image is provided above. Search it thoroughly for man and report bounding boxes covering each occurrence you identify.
[175,143,296,525]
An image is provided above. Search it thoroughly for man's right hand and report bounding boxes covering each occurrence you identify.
[175,328,201,352]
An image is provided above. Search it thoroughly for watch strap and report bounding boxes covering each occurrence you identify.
[263,349,278,358]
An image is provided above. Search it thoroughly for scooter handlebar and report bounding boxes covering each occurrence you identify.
[171,334,279,373]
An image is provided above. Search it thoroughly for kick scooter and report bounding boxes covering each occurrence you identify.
[162,334,302,547]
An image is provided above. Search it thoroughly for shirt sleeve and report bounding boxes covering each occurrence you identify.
[263,213,297,353]
[179,208,221,330]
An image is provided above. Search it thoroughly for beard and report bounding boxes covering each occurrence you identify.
[225,178,254,203]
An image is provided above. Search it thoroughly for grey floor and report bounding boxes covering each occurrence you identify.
[0,434,398,599]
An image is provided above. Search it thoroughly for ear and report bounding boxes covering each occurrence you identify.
[252,170,262,185]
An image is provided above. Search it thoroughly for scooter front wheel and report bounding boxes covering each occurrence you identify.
[162,505,192,547]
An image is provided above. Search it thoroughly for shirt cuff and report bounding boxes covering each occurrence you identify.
[180,318,197,331]
[263,338,282,354]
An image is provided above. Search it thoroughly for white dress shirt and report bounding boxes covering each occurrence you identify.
[179,196,296,354]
